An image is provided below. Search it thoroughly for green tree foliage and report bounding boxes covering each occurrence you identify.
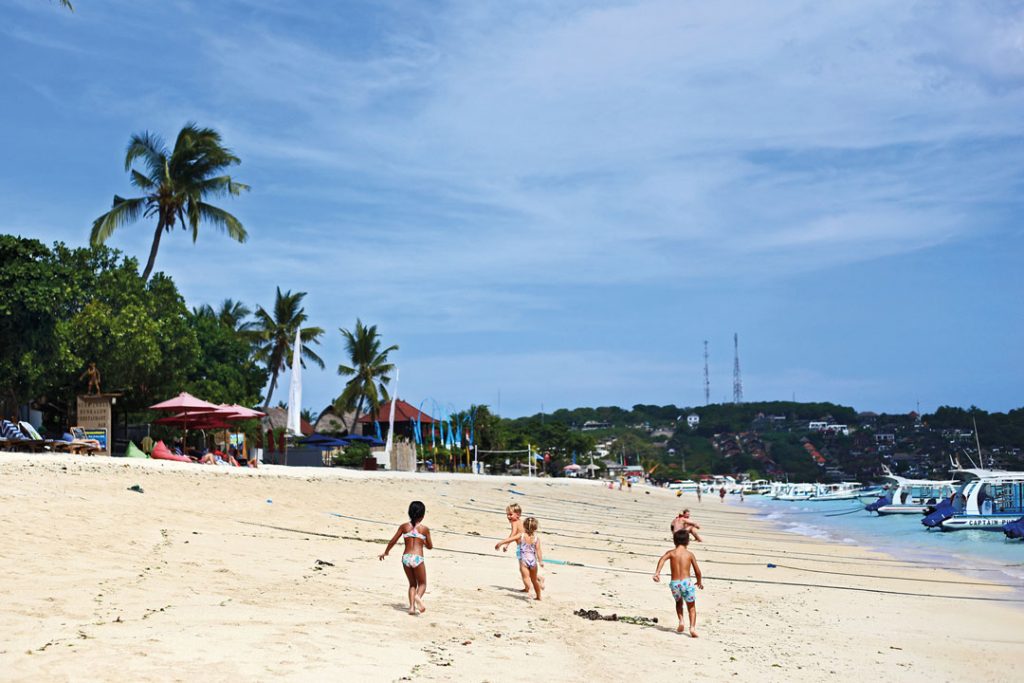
[335,319,398,426]
[252,287,325,408]
[0,236,67,413]
[90,123,249,281]
[0,237,199,424]
[185,308,266,406]
[926,405,1024,450]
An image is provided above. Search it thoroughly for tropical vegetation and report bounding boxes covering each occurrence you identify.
[334,319,398,428]
[252,287,325,409]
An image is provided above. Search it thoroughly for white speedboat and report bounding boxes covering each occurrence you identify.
[927,470,1024,531]
[806,482,871,501]
[866,473,957,515]
[775,483,817,501]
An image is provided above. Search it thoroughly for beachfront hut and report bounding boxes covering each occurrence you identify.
[263,407,314,436]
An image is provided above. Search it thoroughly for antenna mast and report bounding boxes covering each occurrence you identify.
[703,340,710,405]
[732,333,743,404]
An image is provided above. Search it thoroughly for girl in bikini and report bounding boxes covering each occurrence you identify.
[498,516,544,600]
[379,501,433,615]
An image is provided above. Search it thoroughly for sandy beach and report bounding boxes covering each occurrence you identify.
[1,453,1022,682]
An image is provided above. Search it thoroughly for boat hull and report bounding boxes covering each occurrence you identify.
[875,505,928,516]
[939,514,1024,531]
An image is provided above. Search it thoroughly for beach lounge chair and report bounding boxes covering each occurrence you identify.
[55,432,102,455]
[0,420,48,452]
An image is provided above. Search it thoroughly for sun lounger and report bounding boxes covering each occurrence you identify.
[0,420,49,452]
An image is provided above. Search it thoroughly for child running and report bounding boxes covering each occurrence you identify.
[670,508,703,543]
[379,500,433,615]
[495,503,531,592]
[653,529,704,636]
[498,516,544,600]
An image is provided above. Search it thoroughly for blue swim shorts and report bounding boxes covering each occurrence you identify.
[670,579,696,604]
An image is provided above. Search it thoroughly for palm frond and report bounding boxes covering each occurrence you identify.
[124,131,167,179]
[129,170,155,191]
[195,202,247,242]
[90,195,146,245]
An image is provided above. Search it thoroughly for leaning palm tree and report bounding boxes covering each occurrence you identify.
[335,319,399,429]
[253,287,325,409]
[90,123,249,281]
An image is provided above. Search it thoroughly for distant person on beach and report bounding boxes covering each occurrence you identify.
[653,529,704,636]
[719,486,726,502]
[670,509,703,543]
[495,503,531,592]
[696,487,702,503]
[379,500,433,615]
[498,516,544,600]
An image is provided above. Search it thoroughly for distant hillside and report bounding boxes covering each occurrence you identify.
[497,401,1024,482]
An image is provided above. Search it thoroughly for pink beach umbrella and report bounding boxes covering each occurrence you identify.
[217,404,267,421]
[149,392,220,413]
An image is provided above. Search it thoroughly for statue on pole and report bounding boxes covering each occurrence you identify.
[79,362,102,395]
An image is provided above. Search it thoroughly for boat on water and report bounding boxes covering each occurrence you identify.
[774,483,817,501]
[806,482,879,501]
[865,470,958,515]
[741,479,772,495]
[921,468,1024,531]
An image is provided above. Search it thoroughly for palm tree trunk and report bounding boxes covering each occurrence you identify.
[352,396,365,436]
[141,220,166,281]
[263,369,279,410]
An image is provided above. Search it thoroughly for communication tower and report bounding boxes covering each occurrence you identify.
[732,333,743,404]
[703,340,710,405]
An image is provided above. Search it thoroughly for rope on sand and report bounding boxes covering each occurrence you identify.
[315,513,1024,601]
[237,518,1024,602]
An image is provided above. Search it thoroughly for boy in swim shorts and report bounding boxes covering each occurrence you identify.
[653,529,704,636]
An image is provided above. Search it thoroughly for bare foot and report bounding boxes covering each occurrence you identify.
[676,624,686,633]
[520,587,530,593]
[415,597,427,613]
[534,596,542,601]
[689,629,699,638]
[408,607,417,616]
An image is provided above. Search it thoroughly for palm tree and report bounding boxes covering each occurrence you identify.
[90,123,249,281]
[49,0,73,10]
[335,319,399,429]
[253,287,324,409]
[216,298,255,334]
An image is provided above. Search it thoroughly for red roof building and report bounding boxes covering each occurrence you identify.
[357,399,435,424]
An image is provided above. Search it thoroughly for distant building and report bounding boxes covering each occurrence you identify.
[687,414,700,429]
[824,424,849,436]
[875,433,896,443]
[582,420,612,431]
[808,421,829,431]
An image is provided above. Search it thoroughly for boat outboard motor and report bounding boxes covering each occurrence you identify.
[921,498,956,528]
[864,494,892,513]
[1004,517,1024,540]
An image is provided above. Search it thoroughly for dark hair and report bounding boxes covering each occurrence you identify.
[408,500,426,523]
[673,529,690,547]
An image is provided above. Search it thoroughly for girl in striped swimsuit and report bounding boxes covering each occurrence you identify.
[380,501,433,615]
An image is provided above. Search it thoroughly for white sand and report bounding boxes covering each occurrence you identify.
[1,452,1022,682]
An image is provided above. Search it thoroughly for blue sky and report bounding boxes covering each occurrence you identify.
[3,0,1022,417]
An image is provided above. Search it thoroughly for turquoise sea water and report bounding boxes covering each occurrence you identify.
[743,495,1024,590]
